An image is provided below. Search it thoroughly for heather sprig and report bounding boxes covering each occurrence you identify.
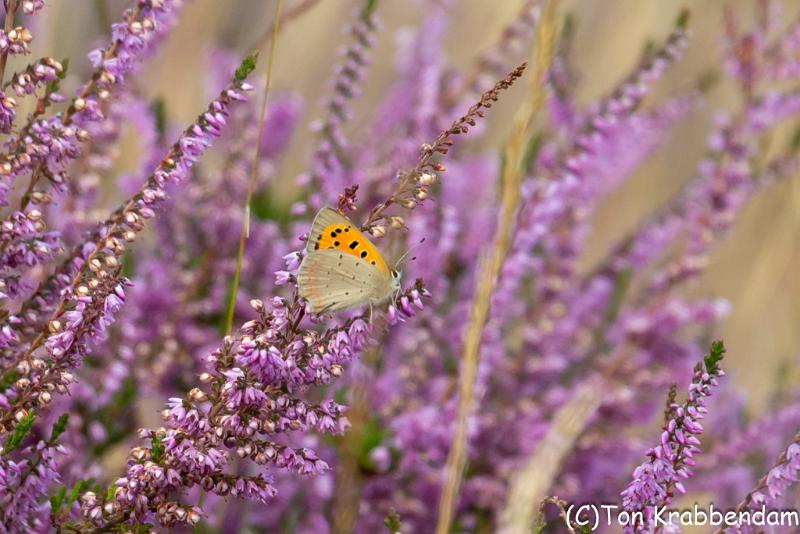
[0,0,185,258]
[359,61,527,235]
[298,0,381,213]
[714,433,800,534]
[0,0,34,86]
[620,341,726,533]
[0,66,254,434]
[0,413,69,531]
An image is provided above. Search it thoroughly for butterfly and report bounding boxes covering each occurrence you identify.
[297,207,402,314]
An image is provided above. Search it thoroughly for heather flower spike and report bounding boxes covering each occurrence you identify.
[621,341,725,533]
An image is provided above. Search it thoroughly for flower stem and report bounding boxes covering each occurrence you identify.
[223,0,284,335]
[0,0,17,86]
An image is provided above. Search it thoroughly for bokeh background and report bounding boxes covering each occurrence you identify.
[34,0,800,416]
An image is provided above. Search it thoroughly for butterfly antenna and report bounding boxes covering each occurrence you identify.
[395,237,426,269]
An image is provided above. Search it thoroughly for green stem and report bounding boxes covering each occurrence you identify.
[209,3,284,532]
[223,0,284,335]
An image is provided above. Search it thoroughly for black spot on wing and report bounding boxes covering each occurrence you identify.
[330,231,336,238]
[334,241,340,246]
[360,250,367,258]
[349,241,359,250]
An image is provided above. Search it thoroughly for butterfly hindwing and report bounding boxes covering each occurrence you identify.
[306,207,390,277]
[298,249,383,313]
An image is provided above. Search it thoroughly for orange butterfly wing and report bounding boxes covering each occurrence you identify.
[306,207,390,276]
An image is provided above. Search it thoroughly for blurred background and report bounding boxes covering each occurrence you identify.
[33,0,800,412]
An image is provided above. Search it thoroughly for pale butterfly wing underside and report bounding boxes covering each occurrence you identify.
[298,249,391,313]
[298,208,397,314]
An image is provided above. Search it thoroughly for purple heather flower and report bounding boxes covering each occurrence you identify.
[0,26,33,57]
[757,443,800,503]
[0,438,66,531]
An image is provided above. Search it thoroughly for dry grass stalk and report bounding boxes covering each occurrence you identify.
[498,382,601,533]
[434,2,561,532]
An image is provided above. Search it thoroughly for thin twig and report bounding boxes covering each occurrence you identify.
[224,0,284,334]
[0,0,18,86]
[359,63,528,232]
[244,0,320,53]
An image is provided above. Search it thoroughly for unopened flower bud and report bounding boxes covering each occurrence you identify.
[369,225,386,238]
[417,172,437,185]
[15,378,30,390]
[388,216,405,228]
[188,388,206,402]
[16,360,30,375]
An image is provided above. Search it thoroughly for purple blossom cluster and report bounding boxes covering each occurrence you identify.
[0,1,799,533]
[621,341,725,533]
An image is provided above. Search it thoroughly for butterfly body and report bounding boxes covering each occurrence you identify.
[298,207,401,314]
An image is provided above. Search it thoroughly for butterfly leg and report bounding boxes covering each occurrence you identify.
[369,304,374,323]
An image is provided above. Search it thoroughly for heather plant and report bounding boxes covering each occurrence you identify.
[0,0,799,533]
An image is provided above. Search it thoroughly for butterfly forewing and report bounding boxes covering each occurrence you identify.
[306,207,390,277]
